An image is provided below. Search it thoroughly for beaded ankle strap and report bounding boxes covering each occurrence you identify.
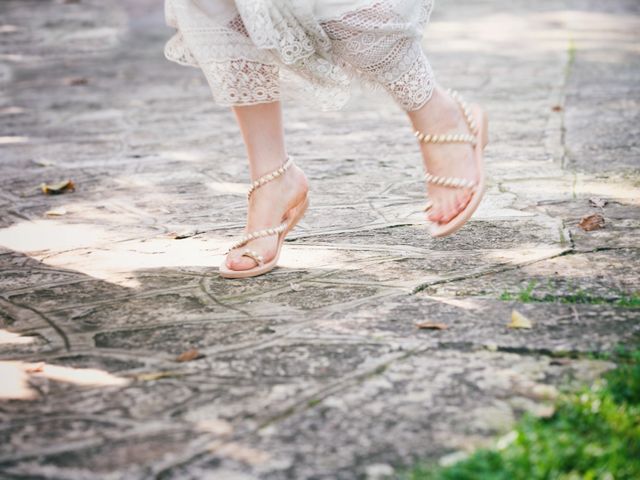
[414,90,478,146]
[247,156,294,200]
[414,90,479,191]
[226,156,295,255]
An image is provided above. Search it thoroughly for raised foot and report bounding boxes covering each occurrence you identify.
[410,86,486,226]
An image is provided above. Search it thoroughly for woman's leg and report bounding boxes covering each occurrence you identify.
[225,101,308,271]
[320,2,479,224]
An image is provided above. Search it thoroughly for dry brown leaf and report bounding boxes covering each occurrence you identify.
[508,310,533,329]
[25,362,45,373]
[45,207,67,216]
[135,371,182,381]
[40,179,75,195]
[416,322,449,330]
[551,105,563,112]
[578,213,605,231]
[169,229,201,239]
[175,349,203,362]
[63,76,88,86]
[588,197,608,208]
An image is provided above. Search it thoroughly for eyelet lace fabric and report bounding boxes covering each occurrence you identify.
[165,0,435,111]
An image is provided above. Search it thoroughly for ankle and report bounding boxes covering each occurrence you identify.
[409,85,460,131]
[249,153,290,181]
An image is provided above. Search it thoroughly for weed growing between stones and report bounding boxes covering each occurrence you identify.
[500,281,640,308]
[405,348,640,480]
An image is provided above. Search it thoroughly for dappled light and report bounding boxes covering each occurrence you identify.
[1,0,639,476]
[485,245,568,265]
[0,135,29,144]
[0,361,129,401]
[429,11,640,56]
[0,329,35,346]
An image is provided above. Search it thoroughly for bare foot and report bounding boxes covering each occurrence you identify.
[409,86,479,224]
[225,163,308,271]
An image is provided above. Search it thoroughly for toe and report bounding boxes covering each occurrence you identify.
[440,198,459,223]
[226,252,258,271]
[428,205,444,223]
[456,190,472,211]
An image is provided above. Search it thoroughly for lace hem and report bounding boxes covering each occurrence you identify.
[164,0,435,111]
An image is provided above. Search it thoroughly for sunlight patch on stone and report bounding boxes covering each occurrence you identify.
[206,181,247,195]
[0,220,226,287]
[0,221,106,252]
[0,329,35,345]
[40,236,229,287]
[0,361,129,400]
[162,149,206,162]
[32,363,130,387]
[485,245,568,265]
[0,135,29,144]
[278,245,370,270]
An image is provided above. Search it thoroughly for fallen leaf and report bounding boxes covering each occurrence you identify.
[175,349,203,362]
[169,229,201,239]
[45,207,67,216]
[416,322,449,330]
[588,197,608,208]
[63,76,88,86]
[40,179,75,194]
[25,362,45,373]
[578,213,605,231]
[551,105,563,112]
[508,310,533,329]
[550,357,573,366]
[134,371,182,381]
[33,159,56,167]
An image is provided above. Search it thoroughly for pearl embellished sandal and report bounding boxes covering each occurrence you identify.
[219,156,309,279]
[415,89,489,238]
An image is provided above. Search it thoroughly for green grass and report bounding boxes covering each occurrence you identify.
[500,281,640,308]
[405,349,640,480]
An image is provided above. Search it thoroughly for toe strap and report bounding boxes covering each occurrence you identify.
[241,249,264,267]
[226,222,288,253]
[424,172,476,189]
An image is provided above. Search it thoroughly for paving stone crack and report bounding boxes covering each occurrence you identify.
[2,298,70,351]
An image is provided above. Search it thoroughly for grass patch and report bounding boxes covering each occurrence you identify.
[405,349,640,480]
[500,282,640,308]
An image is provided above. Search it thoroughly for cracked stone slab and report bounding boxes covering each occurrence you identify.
[290,294,640,354]
[1,0,639,478]
[428,248,640,300]
[158,350,613,480]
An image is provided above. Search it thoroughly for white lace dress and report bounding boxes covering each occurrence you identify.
[165,0,435,111]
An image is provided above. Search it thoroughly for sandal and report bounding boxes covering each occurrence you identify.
[219,156,309,279]
[415,89,489,238]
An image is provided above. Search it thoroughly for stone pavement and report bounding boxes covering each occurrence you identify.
[0,0,638,478]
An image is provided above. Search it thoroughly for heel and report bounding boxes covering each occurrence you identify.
[285,195,309,236]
